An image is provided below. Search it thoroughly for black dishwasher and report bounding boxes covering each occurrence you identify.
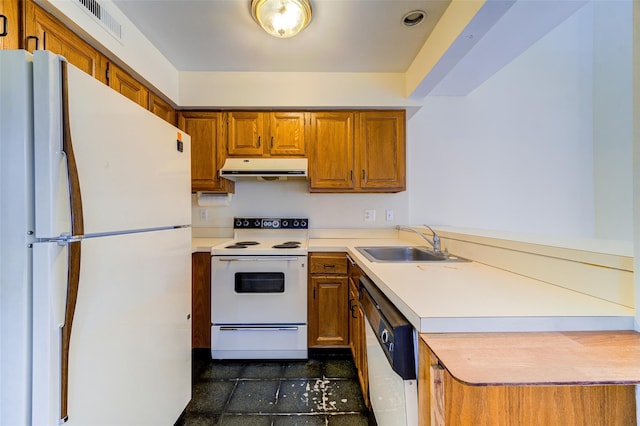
[359,275,418,426]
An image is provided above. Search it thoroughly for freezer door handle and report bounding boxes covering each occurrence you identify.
[60,61,85,238]
[47,233,83,246]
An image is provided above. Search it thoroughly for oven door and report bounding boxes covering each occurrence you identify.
[211,255,307,324]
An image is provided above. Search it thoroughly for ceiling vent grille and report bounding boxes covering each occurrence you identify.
[74,0,122,39]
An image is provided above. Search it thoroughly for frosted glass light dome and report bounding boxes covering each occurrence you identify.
[251,0,313,38]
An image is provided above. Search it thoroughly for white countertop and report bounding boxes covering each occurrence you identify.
[309,238,635,333]
[193,236,635,333]
[192,238,230,253]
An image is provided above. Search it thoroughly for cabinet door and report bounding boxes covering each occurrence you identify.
[348,278,358,358]
[192,252,211,349]
[25,1,102,78]
[106,62,149,110]
[179,112,235,193]
[227,111,265,156]
[348,260,369,406]
[0,0,20,50]
[149,92,176,125]
[269,112,306,156]
[308,112,355,191]
[308,275,349,347]
[357,110,406,192]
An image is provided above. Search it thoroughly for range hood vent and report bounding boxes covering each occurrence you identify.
[220,158,308,181]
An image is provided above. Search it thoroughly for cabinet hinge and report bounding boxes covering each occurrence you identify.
[105,63,110,84]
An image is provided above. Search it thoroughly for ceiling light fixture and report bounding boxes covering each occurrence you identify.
[402,10,426,27]
[251,0,313,38]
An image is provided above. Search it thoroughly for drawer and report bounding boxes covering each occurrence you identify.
[309,253,348,275]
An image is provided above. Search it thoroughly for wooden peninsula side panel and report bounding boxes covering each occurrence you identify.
[418,331,639,426]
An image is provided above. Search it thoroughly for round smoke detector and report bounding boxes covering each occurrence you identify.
[402,10,426,27]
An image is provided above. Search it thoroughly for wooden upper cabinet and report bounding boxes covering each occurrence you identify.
[226,111,265,156]
[178,111,234,194]
[24,0,102,79]
[0,0,21,50]
[309,110,405,193]
[149,93,176,125]
[308,112,355,191]
[269,111,306,156]
[226,111,306,157]
[105,61,149,110]
[357,110,406,192]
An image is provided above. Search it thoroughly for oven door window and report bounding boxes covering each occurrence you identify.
[235,272,285,293]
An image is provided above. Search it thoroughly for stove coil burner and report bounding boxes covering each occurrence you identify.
[272,241,301,249]
[225,241,260,249]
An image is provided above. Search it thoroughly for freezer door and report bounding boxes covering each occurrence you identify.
[32,227,191,426]
[33,51,191,239]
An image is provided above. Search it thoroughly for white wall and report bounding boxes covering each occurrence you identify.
[191,180,409,230]
[408,3,600,238]
[593,1,634,240]
[42,0,180,101]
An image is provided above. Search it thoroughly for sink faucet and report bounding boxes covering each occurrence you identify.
[396,225,442,254]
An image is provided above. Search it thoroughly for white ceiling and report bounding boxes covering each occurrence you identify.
[112,0,452,73]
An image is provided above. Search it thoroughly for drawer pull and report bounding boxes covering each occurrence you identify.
[0,15,7,37]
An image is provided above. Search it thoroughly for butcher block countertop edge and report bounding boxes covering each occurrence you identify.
[420,330,640,386]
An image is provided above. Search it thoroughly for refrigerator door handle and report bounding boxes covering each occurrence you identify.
[60,61,84,238]
[59,240,81,424]
[56,60,84,424]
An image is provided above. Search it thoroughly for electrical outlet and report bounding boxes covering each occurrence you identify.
[386,209,394,221]
[364,209,376,222]
[200,208,209,221]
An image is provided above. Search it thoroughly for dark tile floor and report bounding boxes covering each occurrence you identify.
[176,353,372,426]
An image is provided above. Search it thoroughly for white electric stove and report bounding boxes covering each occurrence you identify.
[210,217,309,359]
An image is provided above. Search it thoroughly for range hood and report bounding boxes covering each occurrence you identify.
[219,158,308,181]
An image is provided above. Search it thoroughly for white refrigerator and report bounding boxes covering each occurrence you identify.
[0,50,192,426]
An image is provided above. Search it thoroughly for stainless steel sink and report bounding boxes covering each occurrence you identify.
[355,246,469,263]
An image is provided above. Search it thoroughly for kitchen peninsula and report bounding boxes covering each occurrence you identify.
[194,226,638,424]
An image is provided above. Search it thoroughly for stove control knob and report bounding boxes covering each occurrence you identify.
[243,220,249,227]
[381,329,390,344]
[272,219,280,228]
[281,220,289,228]
[254,219,261,228]
[300,220,307,228]
[293,220,300,227]
[235,219,242,227]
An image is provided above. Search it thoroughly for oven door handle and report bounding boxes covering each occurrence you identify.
[217,257,301,262]
[219,326,300,331]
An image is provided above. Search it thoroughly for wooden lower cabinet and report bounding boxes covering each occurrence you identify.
[347,255,369,407]
[191,252,211,349]
[418,337,637,426]
[308,252,349,347]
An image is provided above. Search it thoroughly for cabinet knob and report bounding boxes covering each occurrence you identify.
[27,35,40,50]
[0,15,7,37]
